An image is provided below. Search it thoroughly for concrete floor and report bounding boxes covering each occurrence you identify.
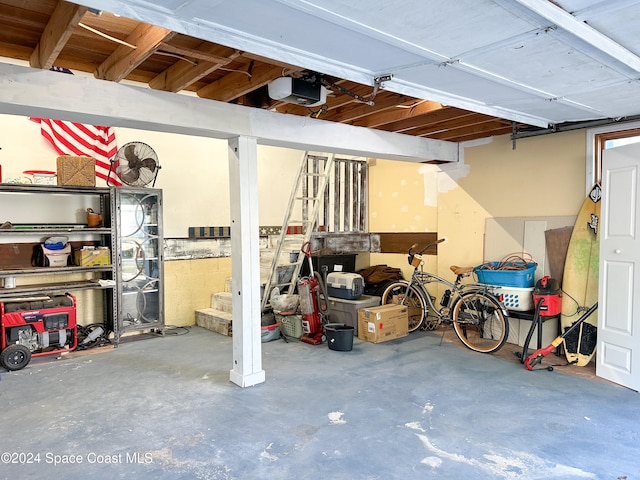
[0,325,637,480]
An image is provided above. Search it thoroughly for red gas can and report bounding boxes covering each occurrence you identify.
[532,276,562,316]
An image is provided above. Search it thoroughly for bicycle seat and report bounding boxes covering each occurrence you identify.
[450,265,474,276]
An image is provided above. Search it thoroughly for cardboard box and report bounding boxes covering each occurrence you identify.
[75,247,110,266]
[56,155,96,186]
[357,304,408,343]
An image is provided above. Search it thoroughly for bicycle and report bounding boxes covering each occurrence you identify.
[380,239,509,354]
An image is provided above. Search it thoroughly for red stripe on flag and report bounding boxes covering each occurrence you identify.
[54,121,117,161]
[31,118,121,186]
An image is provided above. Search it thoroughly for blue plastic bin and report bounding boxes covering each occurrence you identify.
[473,262,537,288]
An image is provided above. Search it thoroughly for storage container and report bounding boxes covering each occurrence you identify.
[276,312,303,339]
[474,262,537,288]
[56,156,96,186]
[487,285,534,312]
[261,323,280,342]
[327,294,380,335]
[23,170,57,185]
[324,323,354,351]
[261,311,280,343]
[40,243,72,267]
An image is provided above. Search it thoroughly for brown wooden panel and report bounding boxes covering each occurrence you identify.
[544,226,573,287]
[0,243,38,269]
[377,232,439,254]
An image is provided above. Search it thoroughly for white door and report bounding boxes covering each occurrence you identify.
[597,143,640,391]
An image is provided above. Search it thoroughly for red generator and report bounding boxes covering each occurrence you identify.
[0,293,77,371]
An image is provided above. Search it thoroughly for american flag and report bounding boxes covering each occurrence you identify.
[31,67,121,186]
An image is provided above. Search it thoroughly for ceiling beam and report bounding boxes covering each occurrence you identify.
[95,23,174,81]
[0,62,458,162]
[415,114,505,137]
[0,43,33,62]
[351,100,444,128]
[381,107,476,134]
[29,1,88,69]
[430,121,513,142]
[156,42,237,64]
[149,43,241,92]
[320,92,413,123]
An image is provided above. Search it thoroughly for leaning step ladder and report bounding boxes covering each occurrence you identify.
[261,152,335,311]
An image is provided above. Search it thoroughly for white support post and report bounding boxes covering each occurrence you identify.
[228,135,265,388]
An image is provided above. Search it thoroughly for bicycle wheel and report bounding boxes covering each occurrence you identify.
[381,281,426,332]
[451,292,508,353]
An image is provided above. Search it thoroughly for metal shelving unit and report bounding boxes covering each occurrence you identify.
[0,183,117,332]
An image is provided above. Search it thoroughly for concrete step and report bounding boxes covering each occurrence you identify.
[211,291,233,312]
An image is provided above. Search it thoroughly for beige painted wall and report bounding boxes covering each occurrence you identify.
[367,129,587,291]
[368,158,440,280]
[437,129,585,281]
[368,158,439,232]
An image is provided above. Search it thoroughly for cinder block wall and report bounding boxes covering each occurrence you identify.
[164,257,232,326]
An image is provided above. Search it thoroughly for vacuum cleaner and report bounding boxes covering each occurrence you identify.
[298,242,329,345]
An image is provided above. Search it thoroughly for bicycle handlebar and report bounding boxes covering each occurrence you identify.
[409,238,446,256]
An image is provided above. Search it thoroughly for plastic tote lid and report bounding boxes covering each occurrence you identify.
[44,236,69,250]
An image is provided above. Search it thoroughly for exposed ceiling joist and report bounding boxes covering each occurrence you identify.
[352,101,444,129]
[149,43,241,92]
[29,2,87,69]
[95,23,174,81]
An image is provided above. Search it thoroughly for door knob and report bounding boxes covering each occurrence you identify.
[615,249,622,254]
